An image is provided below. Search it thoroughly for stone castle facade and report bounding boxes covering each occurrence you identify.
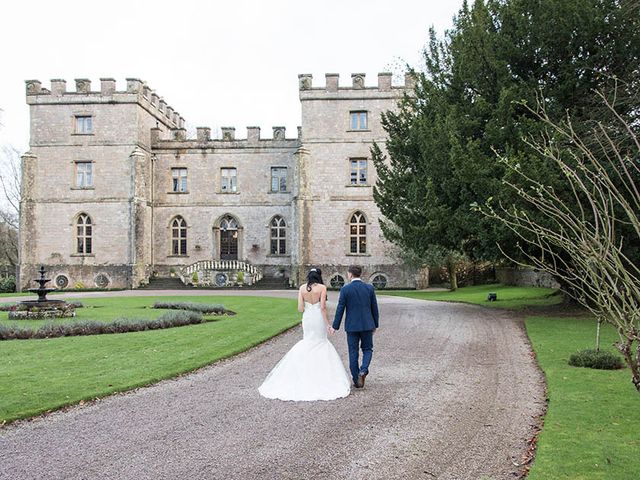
[19,73,418,290]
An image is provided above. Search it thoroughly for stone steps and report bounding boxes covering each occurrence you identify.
[142,277,191,290]
[249,276,290,290]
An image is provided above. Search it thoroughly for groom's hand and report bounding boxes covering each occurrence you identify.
[327,326,336,335]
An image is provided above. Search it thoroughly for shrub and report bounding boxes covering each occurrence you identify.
[0,310,203,340]
[0,276,16,293]
[568,349,625,370]
[152,301,234,315]
[192,271,199,283]
[237,271,245,284]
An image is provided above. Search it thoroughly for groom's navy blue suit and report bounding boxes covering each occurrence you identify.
[332,278,379,385]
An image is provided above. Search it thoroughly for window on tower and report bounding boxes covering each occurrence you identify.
[349,111,368,130]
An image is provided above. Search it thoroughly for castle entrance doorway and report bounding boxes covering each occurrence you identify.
[219,215,239,260]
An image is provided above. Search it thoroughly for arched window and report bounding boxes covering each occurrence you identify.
[219,215,239,260]
[171,216,187,255]
[76,213,92,254]
[270,216,286,255]
[349,211,367,254]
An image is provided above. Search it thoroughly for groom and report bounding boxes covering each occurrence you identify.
[331,265,379,388]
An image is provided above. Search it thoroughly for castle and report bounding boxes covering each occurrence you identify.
[19,73,419,290]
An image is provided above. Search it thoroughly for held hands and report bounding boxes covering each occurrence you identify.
[326,325,336,335]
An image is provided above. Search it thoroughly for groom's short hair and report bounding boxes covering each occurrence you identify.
[348,265,362,278]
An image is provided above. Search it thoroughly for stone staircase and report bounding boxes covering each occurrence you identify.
[249,275,290,290]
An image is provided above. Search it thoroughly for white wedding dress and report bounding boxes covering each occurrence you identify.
[258,301,351,401]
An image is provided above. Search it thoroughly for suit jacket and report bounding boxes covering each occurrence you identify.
[332,279,379,332]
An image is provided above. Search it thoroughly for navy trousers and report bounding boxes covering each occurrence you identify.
[346,330,374,384]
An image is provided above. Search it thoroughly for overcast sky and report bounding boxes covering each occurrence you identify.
[0,0,463,151]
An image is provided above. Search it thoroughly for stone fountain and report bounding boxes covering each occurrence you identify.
[8,266,76,320]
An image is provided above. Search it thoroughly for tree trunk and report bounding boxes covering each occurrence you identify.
[448,258,458,291]
[616,337,640,393]
[595,318,602,352]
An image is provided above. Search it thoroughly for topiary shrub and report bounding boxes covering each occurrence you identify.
[568,349,625,370]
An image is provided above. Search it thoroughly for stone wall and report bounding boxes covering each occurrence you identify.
[496,267,560,289]
[20,263,131,290]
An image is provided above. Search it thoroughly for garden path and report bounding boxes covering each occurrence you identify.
[0,292,545,480]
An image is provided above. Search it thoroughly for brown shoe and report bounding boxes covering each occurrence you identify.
[358,372,368,388]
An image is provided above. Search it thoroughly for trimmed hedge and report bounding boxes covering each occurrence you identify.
[0,310,203,340]
[153,301,234,315]
[568,349,625,370]
[0,301,83,312]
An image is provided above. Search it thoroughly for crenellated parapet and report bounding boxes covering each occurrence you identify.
[25,77,185,129]
[298,72,414,100]
[152,125,301,150]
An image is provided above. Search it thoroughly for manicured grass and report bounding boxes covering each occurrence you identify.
[0,296,299,424]
[381,283,562,309]
[526,316,639,479]
[0,292,30,298]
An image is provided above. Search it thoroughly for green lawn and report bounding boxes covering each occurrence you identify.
[0,295,299,424]
[0,292,30,298]
[526,316,639,479]
[381,283,562,309]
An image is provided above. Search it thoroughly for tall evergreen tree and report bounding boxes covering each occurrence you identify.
[373,0,640,286]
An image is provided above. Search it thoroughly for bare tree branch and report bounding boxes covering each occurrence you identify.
[478,91,640,392]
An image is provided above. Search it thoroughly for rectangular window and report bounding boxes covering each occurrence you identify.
[350,159,368,185]
[75,116,93,134]
[350,111,368,130]
[221,168,237,193]
[171,168,188,192]
[270,167,287,192]
[75,162,93,188]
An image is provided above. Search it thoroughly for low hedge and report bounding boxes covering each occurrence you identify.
[0,310,203,340]
[152,301,234,315]
[568,348,625,370]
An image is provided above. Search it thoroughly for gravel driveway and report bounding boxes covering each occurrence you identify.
[0,293,545,480]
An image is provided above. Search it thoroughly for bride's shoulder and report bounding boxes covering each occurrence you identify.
[299,283,307,291]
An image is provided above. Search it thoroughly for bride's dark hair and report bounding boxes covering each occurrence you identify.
[306,268,324,291]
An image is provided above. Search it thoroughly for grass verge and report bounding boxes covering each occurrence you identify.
[525,316,639,479]
[381,283,562,309]
[0,295,298,424]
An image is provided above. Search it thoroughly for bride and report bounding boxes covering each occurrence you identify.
[258,268,351,401]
